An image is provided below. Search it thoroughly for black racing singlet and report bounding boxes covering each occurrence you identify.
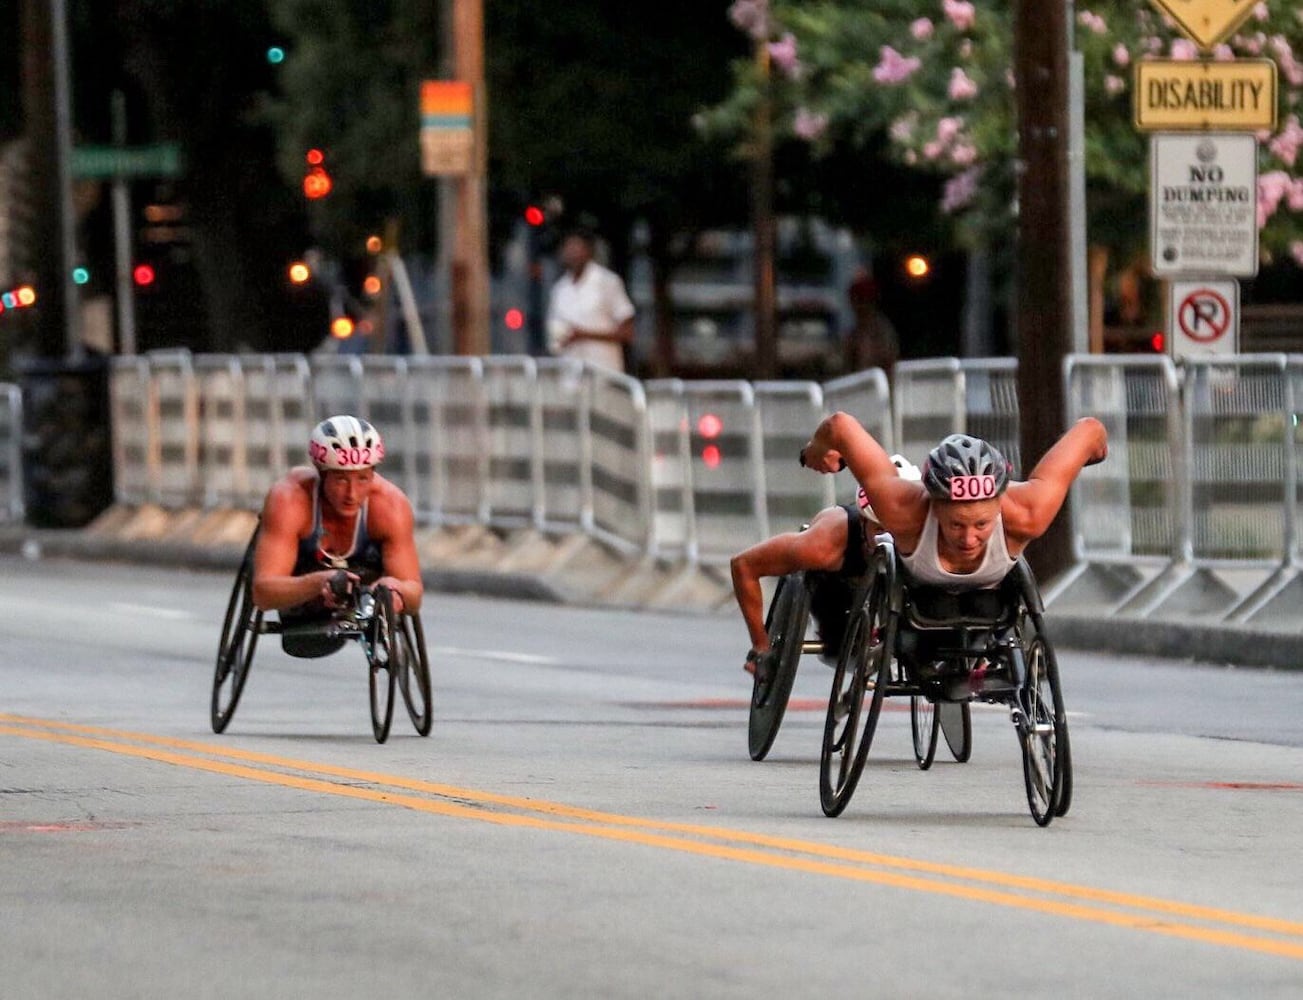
[839,503,870,578]
[291,486,385,585]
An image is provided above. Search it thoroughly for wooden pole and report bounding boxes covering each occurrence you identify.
[1013,0,1074,582]
[450,0,490,356]
[751,39,777,380]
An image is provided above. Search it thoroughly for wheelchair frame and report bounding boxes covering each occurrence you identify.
[748,570,972,768]
[210,529,433,744]
[818,536,1073,826]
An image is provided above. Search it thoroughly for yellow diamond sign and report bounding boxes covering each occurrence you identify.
[1146,0,1261,51]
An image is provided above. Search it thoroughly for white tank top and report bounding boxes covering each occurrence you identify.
[899,505,1016,589]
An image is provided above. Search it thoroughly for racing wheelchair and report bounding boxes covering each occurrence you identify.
[816,536,1072,827]
[210,529,433,744]
[749,568,972,766]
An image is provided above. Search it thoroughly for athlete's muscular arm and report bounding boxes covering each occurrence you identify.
[730,507,847,671]
[252,476,346,612]
[371,484,423,614]
[1001,417,1108,546]
[799,411,927,539]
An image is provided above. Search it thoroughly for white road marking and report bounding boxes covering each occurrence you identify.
[107,602,194,621]
[431,646,558,666]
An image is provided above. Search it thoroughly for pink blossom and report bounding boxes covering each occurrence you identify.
[1241,35,1264,55]
[792,107,828,141]
[1291,241,1303,267]
[873,46,922,84]
[942,0,976,33]
[889,115,917,143]
[923,141,944,161]
[1258,170,1294,228]
[948,67,979,101]
[1105,75,1126,96]
[1289,178,1303,212]
[942,168,981,214]
[1269,116,1303,167]
[1145,36,1164,54]
[1212,44,1234,61]
[1077,10,1107,35]
[904,149,918,165]
[1170,38,1199,61]
[950,142,978,166]
[910,17,934,41]
[937,116,965,144]
[768,33,801,78]
[727,0,769,41]
[1254,2,1269,21]
[1112,43,1130,67]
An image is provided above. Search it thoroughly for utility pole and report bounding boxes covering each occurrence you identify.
[443,0,490,356]
[751,39,777,381]
[1013,0,1074,582]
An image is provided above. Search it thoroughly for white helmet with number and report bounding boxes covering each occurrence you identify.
[309,415,385,471]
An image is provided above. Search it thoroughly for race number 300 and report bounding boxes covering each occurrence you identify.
[948,474,996,500]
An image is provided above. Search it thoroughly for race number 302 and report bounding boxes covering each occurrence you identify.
[949,474,996,500]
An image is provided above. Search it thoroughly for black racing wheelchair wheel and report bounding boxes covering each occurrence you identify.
[1020,633,1069,827]
[938,701,973,763]
[910,696,939,770]
[211,535,263,734]
[748,572,812,761]
[398,613,433,737]
[819,554,895,818]
[367,586,399,744]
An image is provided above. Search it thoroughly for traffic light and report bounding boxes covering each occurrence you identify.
[132,264,156,288]
[524,204,545,227]
[266,46,285,65]
[72,267,90,286]
[697,412,724,469]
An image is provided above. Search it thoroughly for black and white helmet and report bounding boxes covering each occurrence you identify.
[922,434,1010,502]
[308,415,385,471]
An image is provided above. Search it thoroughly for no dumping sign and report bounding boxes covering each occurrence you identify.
[1150,133,1258,277]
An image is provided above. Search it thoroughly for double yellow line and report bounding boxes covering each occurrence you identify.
[4,712,1302,962]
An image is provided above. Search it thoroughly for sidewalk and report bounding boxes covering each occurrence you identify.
[3,505,1300,671]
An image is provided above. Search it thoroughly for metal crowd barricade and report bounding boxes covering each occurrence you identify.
[238,354,313,504]
[108,355,153,506]
[821,367,893,504]
[0,383,23,521]
[310,354,364,421]
[1129,355,1293,621]
[754,381,833,533]
[959,357,1020,475]
[194,355,248,508]
[481,356,543,529]
[679,380,765,565]
[535,357,590,531]
[405,355,488,526]
[587,367,652,555]
[644,379,696,562]
[358,356,415,501]
[891,358,963,468]
[1045,355,1182,613]
[147,350,201,508]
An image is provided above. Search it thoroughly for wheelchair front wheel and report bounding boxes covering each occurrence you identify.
[1020,634,1069,827]
[211,538,262,734]
[748,573,812,761]
[910,696,939,770]
[819,568,894,817]
[367,586,399,744]
[398,612,433,737]
[938,701,973,763]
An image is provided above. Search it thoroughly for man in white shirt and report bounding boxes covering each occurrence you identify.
[546,228,636,372]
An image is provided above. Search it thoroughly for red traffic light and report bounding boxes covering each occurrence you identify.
[524,205,545,227]
[701,444,722,469]
[132,264,156,287]
[306,148,325,166]
[1150,331,1165,352]
[304,167,332,199]
[697,413,723,439]
[504,308,525,331]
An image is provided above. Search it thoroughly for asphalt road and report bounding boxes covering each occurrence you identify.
[3,555,1302,999]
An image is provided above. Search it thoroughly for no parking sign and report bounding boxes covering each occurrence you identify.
[1167,278,1239,358]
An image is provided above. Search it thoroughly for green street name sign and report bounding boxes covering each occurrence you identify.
[72,143,183,179]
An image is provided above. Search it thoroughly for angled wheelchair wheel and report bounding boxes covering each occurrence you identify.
[819,558,895,817]
[211,534,263,734]
[938,702,973,763]
[367,587,399,744]
[398,612,433,737]
[748,572,812,761]
[1020,633,1069,827]
[910,696,939,770]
